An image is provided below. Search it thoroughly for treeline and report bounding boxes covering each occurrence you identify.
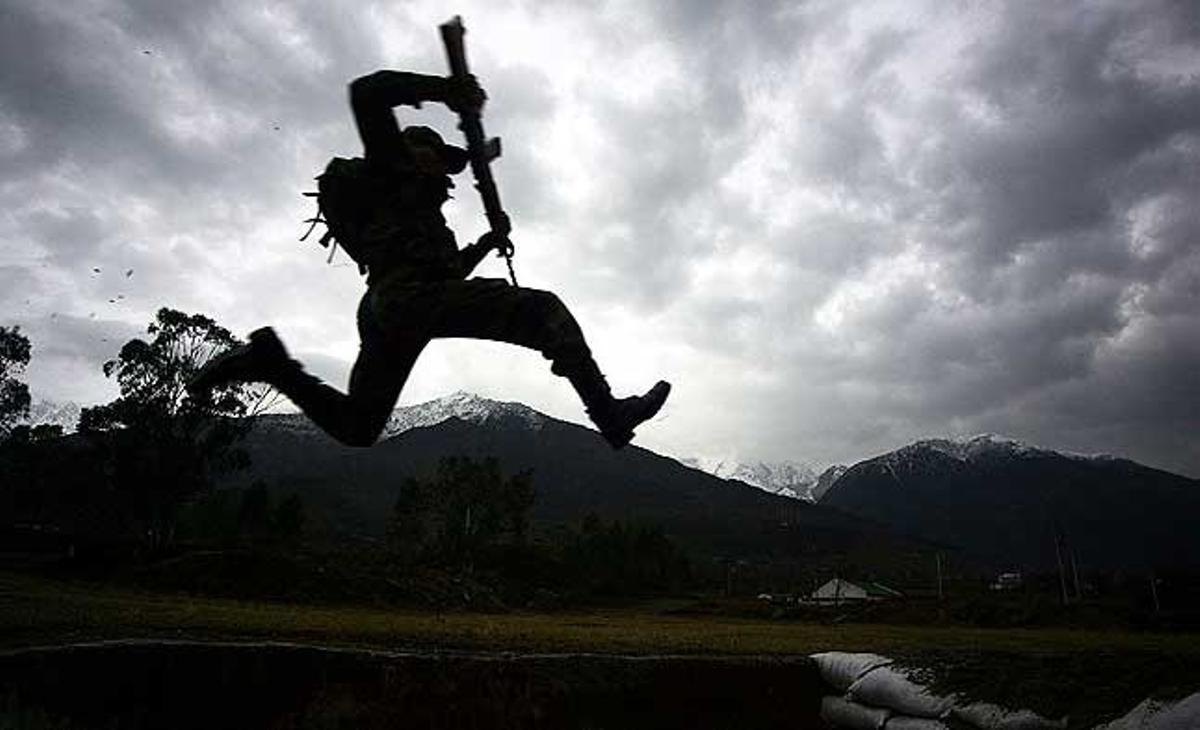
[1,310,269,551]
[139,454,693,606]
[2,313,693,606]
[379,455,691,601]
[177,481,306,547]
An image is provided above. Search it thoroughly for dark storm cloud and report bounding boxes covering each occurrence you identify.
[522,0,828,311]
[0,1,417,226]
[463,61,557,222]
[936,7,1200,270]
[0,1,357,401]
[766,1,1198,473]
[595,0,1200,474]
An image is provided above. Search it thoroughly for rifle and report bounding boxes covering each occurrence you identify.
[439,15,518,286]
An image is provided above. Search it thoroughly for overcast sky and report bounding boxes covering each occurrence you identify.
[2,0,1198,476]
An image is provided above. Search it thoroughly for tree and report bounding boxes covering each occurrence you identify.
[274,493,306,545]
[388,456,533,568]
[567,516,692,595]
[0,325,32,441]
[78,308,274,549]
[238,480,272,543]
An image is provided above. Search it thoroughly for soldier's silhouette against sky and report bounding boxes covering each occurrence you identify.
[190,62,670,449]
[2,2,1199,475]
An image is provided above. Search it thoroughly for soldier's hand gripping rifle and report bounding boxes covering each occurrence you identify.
[440,16,518,286]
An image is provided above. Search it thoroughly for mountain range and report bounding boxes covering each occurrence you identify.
[20,393,1200,575]
[817,434,1200,571]
[23,393,841,503]
[23,400,82,433]
[260,392,843,503]
[236,393,925,577]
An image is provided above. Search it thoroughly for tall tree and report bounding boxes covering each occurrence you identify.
[0,325,32,441]
[78,308,274,549]
[389,455,533,568]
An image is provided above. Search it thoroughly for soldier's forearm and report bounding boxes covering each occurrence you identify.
[457,241,491,277]
[349,70,448,110]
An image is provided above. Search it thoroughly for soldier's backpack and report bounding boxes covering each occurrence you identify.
[300,157,371,275]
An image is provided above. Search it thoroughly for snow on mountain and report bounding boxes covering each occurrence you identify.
[884,433,1121,468]
[24,400,82,433]
[381,391,547,436]
[680,435,1130,505]
[256,391,547,439]
[683,435,1124,505]
[811,464,849,502]
[680,456,825,501]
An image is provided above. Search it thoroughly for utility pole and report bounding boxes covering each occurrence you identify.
[1069,547,1082,602]
[1053,524,1070,606]
[936,552,944,602]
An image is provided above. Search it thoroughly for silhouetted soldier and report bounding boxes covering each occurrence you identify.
[190,69,670,448]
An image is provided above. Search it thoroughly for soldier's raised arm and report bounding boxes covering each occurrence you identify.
[350,71,445,159]
[349,71,485,160]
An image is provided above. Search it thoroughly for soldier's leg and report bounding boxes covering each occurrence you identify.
[271,334,423,447]
[189,297,426,447]
[402,278,669,448]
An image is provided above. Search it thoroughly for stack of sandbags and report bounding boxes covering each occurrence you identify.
[949,702,1068,729]
[1093,691,1200,729]
[811,652,1066,729]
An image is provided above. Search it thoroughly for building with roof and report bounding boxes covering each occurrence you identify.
[810,578,903,604]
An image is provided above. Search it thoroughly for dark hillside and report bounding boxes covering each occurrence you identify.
[237,411,930,574]
[820,436,1200,571]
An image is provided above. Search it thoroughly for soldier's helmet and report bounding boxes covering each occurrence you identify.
[401,125,468,175]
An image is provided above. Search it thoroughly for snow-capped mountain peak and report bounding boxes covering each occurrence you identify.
[909,434,1041,461]
[255,391,547,440]
[381,391,546,437]
[23,400,82,433]
[680,456,825,501]
[885,433,1120,468]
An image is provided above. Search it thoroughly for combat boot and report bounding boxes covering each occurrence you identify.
[187,326,293,393]
[564,359,671,449]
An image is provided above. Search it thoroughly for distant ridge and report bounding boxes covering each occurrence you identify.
[23,400,82,433]
[819,435,1200,570]
[679,457,822,501]
[887,433,1123,466]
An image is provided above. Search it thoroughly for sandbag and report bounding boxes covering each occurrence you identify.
[884,716,951,729]
[1092,698,1166,730]
[821,695,892,730]
[847,664,956,719]
[1094,691,1200,730]
[811,652,894,692]
[952,702,1067,729]
[1143,691,1200,730]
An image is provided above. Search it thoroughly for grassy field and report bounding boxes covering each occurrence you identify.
[3,569,1196,656]
[3,569,1199,726]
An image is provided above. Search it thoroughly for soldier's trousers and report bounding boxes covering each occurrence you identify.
[275,276,593,446]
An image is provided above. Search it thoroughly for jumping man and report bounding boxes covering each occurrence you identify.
[189,69,671,448]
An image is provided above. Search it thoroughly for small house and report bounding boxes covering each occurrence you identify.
[811,578,903,604]
[990,572,1023,591]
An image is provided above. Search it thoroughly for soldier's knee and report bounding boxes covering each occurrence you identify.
[525,288,565,315]
[335,409,385,447]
